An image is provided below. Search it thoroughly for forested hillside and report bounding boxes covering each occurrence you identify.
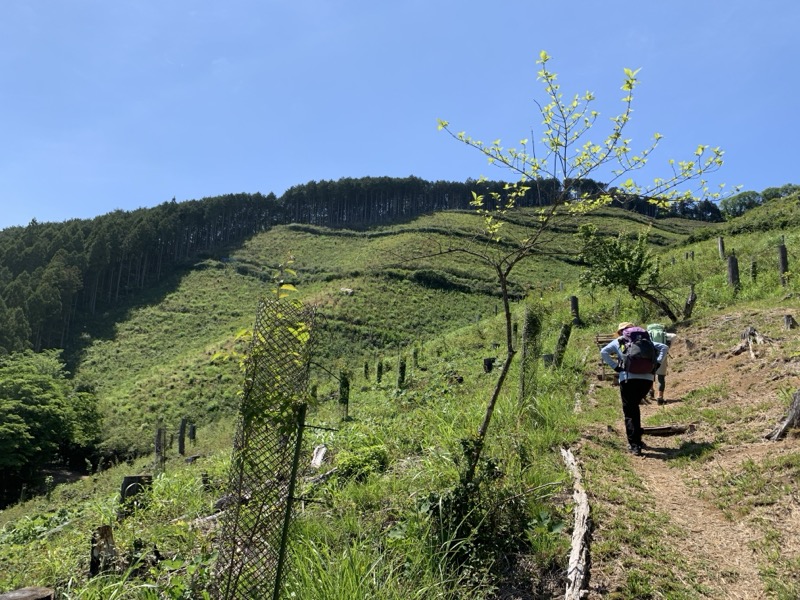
[0,176,760,507]
[0,176,722,358]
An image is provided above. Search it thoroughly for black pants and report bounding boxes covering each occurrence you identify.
[620,378,652,447]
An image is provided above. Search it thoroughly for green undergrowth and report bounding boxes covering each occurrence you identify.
[1,302,589,598]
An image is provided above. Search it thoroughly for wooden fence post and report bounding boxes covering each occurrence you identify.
[727,254,740,290]
[569,296,582,326]
[778,242,789,286]
[718,236,726,259]
[154,427,166,473]
[178,417,187,456]
[338,369,350,420]
[553,323,572,368]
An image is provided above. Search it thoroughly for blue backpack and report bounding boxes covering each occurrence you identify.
[619,326,657,374]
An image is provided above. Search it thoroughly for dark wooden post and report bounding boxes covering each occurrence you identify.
[569,296,581,326]
[483,357,495,373]
[178,417,187,456]
[727,254,740,290]
[690,250,694,261]
[188,423,196,445]
[338,369,350,420]
[397,357,406,388]
[519,306,541,402]
[718,236,726,259]
[553,323,572,368]
[154,427,166,473]
[751,259,757,282]
[778,242,789,286]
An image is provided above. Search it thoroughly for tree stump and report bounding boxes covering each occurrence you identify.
[310,445,327,469]
[483,357,495,373]
[89,525,117,577]
[119,475,152,504]
[118,475,153,517]
[766,389,800,441]
[0,588,55,600]
[683,284,697,319]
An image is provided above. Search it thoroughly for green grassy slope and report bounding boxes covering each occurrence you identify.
[79,207,665,457]
[3,197,800,597]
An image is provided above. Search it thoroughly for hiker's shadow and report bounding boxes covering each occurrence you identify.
[642,440,715,461]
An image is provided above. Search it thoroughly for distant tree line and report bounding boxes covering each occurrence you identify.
[719,184,800,220]
[0,176,724,357]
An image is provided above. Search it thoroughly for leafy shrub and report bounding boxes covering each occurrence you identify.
[335,445,389,481]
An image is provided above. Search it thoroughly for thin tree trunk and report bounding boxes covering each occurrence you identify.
[631,287,678,322]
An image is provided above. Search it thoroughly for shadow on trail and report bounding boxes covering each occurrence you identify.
[640,440,716,461]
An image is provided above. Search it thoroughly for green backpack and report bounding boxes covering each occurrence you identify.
[646,323,667,345]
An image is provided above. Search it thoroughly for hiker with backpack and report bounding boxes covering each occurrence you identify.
[600,322,669,456]
[646,323,677,405]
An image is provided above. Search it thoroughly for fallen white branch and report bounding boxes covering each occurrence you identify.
[561,447,590,600]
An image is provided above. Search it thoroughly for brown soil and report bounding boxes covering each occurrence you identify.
[584,308,800,599]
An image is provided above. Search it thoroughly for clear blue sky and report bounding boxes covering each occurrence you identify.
[1,1,796,230]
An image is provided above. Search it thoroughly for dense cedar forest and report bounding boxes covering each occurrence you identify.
[0,176,722,359]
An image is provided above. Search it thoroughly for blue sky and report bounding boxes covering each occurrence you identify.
[0,1,796,230]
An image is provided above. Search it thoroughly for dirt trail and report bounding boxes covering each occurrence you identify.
[585,309,800,598]
[632,438,766,598]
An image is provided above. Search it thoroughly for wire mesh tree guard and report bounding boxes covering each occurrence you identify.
[213,298,317,600]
